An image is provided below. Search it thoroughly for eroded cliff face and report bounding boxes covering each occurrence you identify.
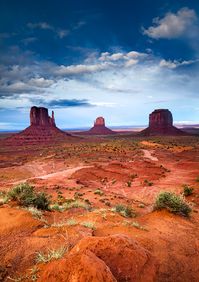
[30,107,56,127]
[149,109,173,128]
[140,109,185,136]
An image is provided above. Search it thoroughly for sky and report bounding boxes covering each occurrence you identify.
[0,0,199,130]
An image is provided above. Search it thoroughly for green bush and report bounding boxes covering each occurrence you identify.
[34,192,50,210]
[154,191,191,217]
[7,183,50,210]
[182,185,194,196]
[115,204,135,218]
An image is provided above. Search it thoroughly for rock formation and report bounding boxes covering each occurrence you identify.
[140,109,185,136]
[30,106,56,127]
[5,106,71,145]
[79,116,116,135]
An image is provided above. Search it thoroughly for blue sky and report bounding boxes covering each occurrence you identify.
[0,0,199,130]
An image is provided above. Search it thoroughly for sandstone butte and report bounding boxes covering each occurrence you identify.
[80,117,116,135]
[4,106,72,145]
[140,109,185,136]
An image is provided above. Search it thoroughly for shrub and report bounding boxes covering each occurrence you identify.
[154,191,191,217]
[126,181,132,187]
[7,183,50,210]
[183,185,194,196]
[81,221,96,230]
[36,246,67,263]
[94,189,104,196]
[115,204,135,218]
[63,199,91,210]
[130,174,138,180]
[144,179,153,186]
[34,192,50,210]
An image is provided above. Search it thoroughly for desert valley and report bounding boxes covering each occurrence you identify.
[1,1,199,281]
[0,106,199,281]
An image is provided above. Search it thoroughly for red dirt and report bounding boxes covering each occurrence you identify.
[0,135,198,281]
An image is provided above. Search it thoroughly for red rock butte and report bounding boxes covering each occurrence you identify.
[140,109,185,136]
[80,116,116,135]
[5,106,71,145]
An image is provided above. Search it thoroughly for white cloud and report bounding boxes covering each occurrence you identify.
[125,59,138,67]
[29,77,54,87]
[57,29,69,38]
[54,63,111,75]
[143,7,197,39]
[1,48,199,129]
[27,22,53,30]
[159,59,197,69]
[27,22,69,39]
[99,51,147,62]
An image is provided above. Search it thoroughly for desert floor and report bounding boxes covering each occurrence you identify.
[0,135,199,282]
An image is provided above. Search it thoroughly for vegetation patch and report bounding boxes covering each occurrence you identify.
[94,189,104,196]
[182,185,194,196]
[114,204,135,218]
[154,191,191,217]
[81,221,96,230]
[36,246,67,264]
[7,183,50,210]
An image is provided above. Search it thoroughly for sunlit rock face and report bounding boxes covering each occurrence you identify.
[140,109,185,136]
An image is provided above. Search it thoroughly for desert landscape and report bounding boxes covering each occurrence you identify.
[1,1,199,281]
[0,107,198,282]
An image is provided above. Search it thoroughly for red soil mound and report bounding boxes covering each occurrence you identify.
[38,234,157,282]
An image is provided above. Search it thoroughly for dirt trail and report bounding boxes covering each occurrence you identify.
[12,165,93,184]
[40,166,92,180]
[142,149,158,161]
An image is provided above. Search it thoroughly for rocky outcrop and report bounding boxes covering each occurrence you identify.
[38,234,158,282]
[5,106,72,145]
[30,106,56,127]
[140,109,185,136]
[79,117,116,135]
